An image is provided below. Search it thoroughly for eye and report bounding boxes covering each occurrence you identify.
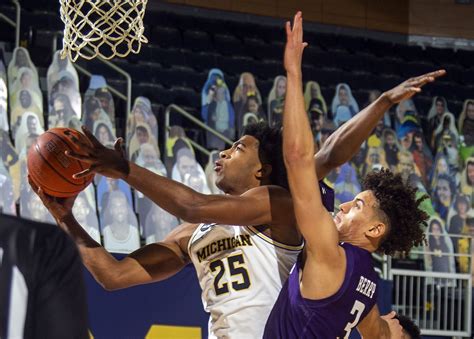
[236,145,243,151]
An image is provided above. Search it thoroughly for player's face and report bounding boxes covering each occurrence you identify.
[335,190,384,242]
[215,135,265,195]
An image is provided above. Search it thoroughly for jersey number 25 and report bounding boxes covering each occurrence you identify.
[210,253,251,295]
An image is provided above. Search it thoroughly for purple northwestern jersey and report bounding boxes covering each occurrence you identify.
[319,180,334,213]
[263,242,378,339]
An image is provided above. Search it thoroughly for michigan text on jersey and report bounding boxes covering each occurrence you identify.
[196,235,253,262]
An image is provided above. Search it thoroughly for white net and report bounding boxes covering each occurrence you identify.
[59,0,149,62]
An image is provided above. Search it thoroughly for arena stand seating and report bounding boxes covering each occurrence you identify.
[0,2,473,336]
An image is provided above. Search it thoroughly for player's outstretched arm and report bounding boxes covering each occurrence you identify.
[30,179,193,290]
[315,69,446,179]
[66,128,294,228]
[283,13,342,264]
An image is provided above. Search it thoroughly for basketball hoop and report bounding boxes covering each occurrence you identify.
[59,0,149,62]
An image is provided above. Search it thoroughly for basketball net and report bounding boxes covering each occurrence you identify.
[59,0,149,62]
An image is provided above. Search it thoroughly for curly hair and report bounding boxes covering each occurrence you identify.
[395,315,421,339]
[242,122,288,190]
[363,169,428,255]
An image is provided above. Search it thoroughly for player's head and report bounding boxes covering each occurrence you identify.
[395,315,421,339]
[215,122,286,194]
[335,169,427,255]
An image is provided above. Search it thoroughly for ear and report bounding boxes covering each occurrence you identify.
[365,222,387,240]
[255,164,272,180]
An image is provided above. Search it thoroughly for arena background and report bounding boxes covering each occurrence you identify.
[0,0,473,338]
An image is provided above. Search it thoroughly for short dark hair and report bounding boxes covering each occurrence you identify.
[395,314,421,339]
[242,122,288,190]
[363,169,428,255]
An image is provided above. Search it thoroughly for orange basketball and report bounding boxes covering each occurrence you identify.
[27,128,95,197]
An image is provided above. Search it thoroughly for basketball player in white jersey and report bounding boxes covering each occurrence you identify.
[33,36,445,339]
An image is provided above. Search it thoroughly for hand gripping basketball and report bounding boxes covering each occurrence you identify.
[65,126,130,180]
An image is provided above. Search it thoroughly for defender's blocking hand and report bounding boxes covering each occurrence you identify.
[284,11,308,75]
[383,69,446,105]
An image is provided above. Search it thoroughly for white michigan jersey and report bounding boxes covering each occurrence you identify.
[188,223,303,339]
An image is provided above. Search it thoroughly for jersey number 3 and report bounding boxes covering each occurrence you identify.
[210,254,250,295]
[342,300,365,338]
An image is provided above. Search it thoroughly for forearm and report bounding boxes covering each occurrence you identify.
[57,214,122,290]
[283,70,315,165]
[57,214,186,290]
[319,94,392,167]
[126,162,209,222]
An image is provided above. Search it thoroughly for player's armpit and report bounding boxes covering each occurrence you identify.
[106,223,197,290]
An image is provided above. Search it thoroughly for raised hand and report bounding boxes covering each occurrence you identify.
[284,11,308,75]
[383,69,446,104]
[28,176,77,221]
[380,311,403,339]
[66,126,130,180]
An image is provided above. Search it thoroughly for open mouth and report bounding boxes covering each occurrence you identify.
[214,161,223,173]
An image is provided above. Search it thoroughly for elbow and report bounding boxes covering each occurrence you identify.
[100,278,126,291]
[318,137,345,168]
[102,282,120,291]
[284,144,314,167]
[179,202,208,224]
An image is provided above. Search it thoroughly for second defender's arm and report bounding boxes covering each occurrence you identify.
[315,70,446,178]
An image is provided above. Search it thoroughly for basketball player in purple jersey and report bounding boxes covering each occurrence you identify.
[264,12,430,338]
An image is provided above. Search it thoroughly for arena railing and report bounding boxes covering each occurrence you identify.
[164,104,233,157]
[0,0,21,48]
[388,234,472,337]
[52,31,132,114]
